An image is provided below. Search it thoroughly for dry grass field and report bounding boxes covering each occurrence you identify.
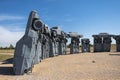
[0,49,14,62]
[0,55,13,62]
[0,49,14,54]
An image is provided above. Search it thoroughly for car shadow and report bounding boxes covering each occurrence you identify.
[0,66,14,75]
[0,58,14,75]
[109,53,120,56]
[2,58,13,64]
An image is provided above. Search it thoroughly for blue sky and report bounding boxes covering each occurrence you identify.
[0,0,120,47]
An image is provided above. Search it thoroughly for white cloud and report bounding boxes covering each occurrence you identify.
[0,26,24,47]
[0,15,24,21]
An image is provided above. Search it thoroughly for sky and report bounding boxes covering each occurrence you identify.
[0,0,120,47]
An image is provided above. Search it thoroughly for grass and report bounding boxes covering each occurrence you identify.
[0,49,14,62]
[111,44,116,51]
[0,49,14,53]
[0,54,13,62]
[0,44,117,62]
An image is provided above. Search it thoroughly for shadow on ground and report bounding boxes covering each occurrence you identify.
[0,58,14,75]
[2,58,13,64]
[0,66,14,75]
[109,53,120,56]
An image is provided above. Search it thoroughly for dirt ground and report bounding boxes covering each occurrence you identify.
[0,52,120,80]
